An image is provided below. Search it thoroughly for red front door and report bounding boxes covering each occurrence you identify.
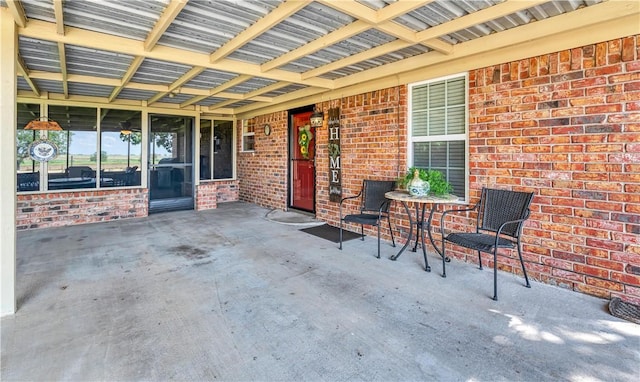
[291,111,315,211]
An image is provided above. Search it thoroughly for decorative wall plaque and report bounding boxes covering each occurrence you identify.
[328,107,341,202]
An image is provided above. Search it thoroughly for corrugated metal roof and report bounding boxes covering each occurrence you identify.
[131,59,193,85]
[8,0,618,116]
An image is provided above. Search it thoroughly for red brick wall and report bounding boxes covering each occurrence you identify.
[16,189,148,230]
[466,35,640,303]
[244,35,640,303]
[196,180,239,211]
[238,111,288,210]
[315,90,407,238]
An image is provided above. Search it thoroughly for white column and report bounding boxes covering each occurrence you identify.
[0,8,17,316]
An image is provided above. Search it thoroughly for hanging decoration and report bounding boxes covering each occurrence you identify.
[24,116,62,131]
[298,124,313,159]
[28,139,59,162]
[328,107,341,202]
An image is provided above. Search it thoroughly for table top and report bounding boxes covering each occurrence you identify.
[385,190,464,204]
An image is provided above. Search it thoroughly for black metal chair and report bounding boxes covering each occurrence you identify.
[440,188,534,300]
[339,180,396,258]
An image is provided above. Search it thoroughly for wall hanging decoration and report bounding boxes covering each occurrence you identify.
[298,124,313,158]
[328,107,341,202]
[28,139,59,162]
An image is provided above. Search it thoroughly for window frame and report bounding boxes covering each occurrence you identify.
[408,73,469,201]
[241,119,255,152]
[199,118,236,181]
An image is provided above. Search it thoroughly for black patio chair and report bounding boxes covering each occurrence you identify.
[440,188,534,300]
[339,180,396,258]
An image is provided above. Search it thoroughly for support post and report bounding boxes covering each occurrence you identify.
[1,8,17,316]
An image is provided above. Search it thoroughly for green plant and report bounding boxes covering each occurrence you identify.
[397,167,453,196]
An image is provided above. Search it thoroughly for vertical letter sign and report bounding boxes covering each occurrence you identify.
[328,107,341,202]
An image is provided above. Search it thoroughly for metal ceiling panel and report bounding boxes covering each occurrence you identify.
[65,45,135,79]
[260,83,307,98]
[19,37,60,73]
[17,77,32,92]
[115,88,158,101]
[184,69,240,90]
[155,93,193,104]
[131,58,193,85]
[194,97,229,107]
[33,79,63,94]
[225,77,278,94]
[68,82,114,98]
[228,2,354,65]
[157,0,278,53]
[19,0,55,22]
[282,29,399,73]
[224,100,256,108]
[62,0,169,41]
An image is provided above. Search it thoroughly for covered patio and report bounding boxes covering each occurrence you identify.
[2,202,638,381]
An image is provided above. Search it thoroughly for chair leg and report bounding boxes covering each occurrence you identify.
[377,223,381,259]
[477,250,483,270]
[360,225,365,241]
[492,249,498,301]
[339,220,343,250]
[517,245,531,288]
[441,239,447,278]
[387,217,396,247]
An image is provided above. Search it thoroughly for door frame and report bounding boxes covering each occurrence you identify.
[288,105,316,213]
[148,113,195,213]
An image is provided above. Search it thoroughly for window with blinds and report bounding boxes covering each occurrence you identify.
[409,74,468,200]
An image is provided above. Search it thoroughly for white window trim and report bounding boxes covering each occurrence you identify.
[408,72,470,202]
[241,119,255,153]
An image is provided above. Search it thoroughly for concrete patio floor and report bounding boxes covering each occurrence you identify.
[2,202,639,381]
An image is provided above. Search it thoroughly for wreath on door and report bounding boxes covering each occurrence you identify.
[298,124,313,158]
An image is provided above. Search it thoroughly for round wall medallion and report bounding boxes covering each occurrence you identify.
[264,124,271,136]
[28,139,59,162]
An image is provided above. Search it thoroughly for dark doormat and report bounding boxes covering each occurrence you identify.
[609,297,640,324]
[300,224,361,243]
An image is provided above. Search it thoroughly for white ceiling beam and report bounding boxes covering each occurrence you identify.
[147,66,205,104]
[261,20,371,72]
[144,0,187,51]
[18,20,334,89]
[241,81,291,99]
[53,0,64,35]
[108,56,144,102]
[16,57,40,97]
[317,0,452,54]
[6,0,26,28]
[377,0,434,22]
[302,40,412,80]
[210,0,307,63]
[180,74,251,108]
[57,42,68,98]
[415,0,549,42]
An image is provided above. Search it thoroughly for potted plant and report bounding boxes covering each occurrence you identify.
[397,167,453,196]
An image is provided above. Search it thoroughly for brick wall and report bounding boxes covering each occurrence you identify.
[238,111,288,210]
[196,180,240,211]
[244,35,639,303]
[16,188,148,230]
[466,35,640,303]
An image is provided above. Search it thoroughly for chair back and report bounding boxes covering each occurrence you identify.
[478,188,534,238]
[361,180,396,213]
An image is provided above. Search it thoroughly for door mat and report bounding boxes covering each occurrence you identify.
[609,297,640,324]
[300,224,361,243]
